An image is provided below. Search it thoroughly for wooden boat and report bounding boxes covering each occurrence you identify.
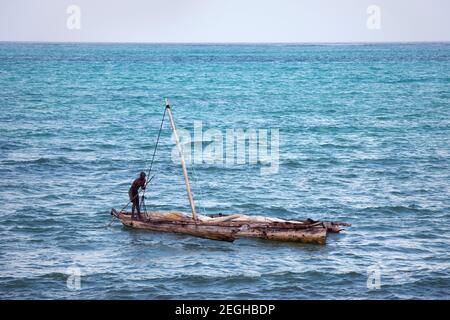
[111,209,350,244]
[111,99,350,244]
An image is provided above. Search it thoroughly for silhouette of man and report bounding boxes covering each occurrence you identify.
[129,171,146,220]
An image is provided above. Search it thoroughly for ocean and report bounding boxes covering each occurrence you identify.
[0,43,449,299]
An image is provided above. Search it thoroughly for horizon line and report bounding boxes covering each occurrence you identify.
[1,40,450,45]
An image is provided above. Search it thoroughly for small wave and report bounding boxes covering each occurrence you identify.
[280,158,302,168]
[0,141,30,151]
[2,156,72,166]
[90,143,120,150]
[58,146,94,152]
[181,242,235,252]
[319,143,362,150]
[387,77,434,84]
[281,157,341,168]
[361,205,434,214]
[0,272,68,289]
[173,271,262,282]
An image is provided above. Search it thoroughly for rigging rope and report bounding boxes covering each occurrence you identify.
[190,160,207,216]
[144,106,167,188]
[140,106,167,213]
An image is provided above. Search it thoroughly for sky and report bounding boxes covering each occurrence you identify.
[0,0,449,43]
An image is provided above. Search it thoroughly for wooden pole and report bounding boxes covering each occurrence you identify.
[165,98,197,220]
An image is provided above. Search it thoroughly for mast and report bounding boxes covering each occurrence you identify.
[164,98,197,220]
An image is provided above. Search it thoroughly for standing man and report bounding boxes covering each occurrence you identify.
[129,171,146,220]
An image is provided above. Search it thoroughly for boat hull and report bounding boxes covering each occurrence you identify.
[111,209,335,244]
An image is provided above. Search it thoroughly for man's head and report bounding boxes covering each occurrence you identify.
[140,171,146,179]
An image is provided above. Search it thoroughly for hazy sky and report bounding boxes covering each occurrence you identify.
[0,0,449,42]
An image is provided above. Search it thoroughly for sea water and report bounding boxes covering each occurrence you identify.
[0,43,449,299]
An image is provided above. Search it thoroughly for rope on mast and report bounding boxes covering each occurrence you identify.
[190,160,206,216]
[140,105,167,212]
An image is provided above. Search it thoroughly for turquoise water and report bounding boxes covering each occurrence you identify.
[0,43,449,299]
